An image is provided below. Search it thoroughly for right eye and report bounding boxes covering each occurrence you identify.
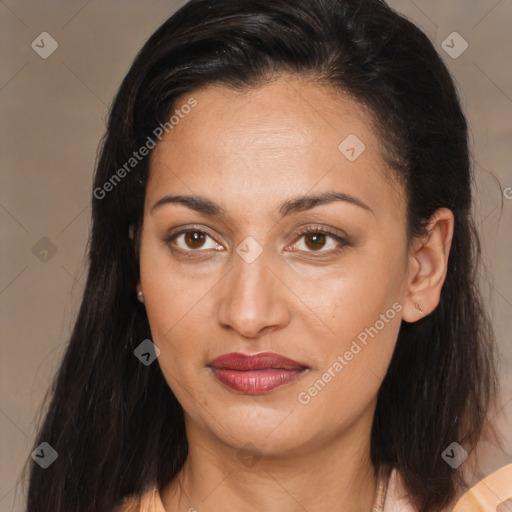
[165,228,224,254]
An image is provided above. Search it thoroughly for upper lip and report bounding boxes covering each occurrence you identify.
[208,352,308,371]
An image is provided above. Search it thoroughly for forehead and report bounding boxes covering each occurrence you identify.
[146,77,405,222]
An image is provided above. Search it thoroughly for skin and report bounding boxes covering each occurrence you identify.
[136,76,454,512]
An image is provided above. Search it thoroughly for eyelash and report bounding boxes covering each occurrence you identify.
[164,225,350,258]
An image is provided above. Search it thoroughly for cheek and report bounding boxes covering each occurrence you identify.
[144,297,211,411]
[139,236,213,340]
[295,308,401,430]
[292,251,404,409]
[138,244,216,394]
[289,248,404,341]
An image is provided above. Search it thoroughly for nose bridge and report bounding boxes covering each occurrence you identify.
[216,243,289,338]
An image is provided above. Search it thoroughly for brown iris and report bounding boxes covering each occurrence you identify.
[304,232,327,251]
[184,231,207,249]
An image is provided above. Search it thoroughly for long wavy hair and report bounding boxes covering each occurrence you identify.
[24,0,497,510]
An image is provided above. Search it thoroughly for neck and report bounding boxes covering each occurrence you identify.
[161,405,378,512]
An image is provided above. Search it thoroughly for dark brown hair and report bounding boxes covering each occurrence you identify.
[25,0,497,510]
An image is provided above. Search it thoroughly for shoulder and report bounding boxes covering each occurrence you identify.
[383,464,512,512]
[452,463,512,511]
[114,485,165,512]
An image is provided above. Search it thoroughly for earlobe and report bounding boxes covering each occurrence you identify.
[136,282,144,303]
[402,208,455,322]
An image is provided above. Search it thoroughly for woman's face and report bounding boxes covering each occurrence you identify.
[138,77,411,456]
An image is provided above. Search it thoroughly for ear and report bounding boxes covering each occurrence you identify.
[402,208,455,322]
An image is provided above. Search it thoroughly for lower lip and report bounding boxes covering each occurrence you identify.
[210,368,306,394]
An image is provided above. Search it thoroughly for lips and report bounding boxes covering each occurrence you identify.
[207,352,308,394]
[208,352,307,371]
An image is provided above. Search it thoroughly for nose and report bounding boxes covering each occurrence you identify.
[216,249,291,339]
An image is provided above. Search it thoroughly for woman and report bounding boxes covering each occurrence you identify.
[25,0,510,510]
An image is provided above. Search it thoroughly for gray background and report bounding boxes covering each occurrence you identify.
[1,0,511,510]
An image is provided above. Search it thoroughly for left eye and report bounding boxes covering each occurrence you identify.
[290,229,346,253]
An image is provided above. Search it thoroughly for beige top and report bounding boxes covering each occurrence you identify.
[115,464,512,512]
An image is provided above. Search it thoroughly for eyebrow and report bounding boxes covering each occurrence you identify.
[150,191,373,218]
